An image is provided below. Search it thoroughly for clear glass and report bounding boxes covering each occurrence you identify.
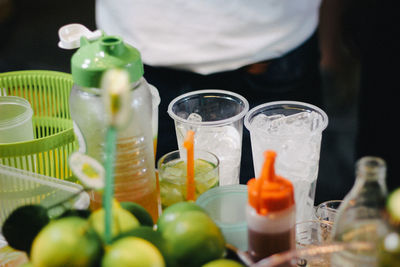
[244,101,328,222]
[69,77,160,222]
[331,156,389,266]
[315,200,343,224]
[168,89,249,186]
[157,149,219,209]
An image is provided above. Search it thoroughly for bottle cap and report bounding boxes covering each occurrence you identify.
[247,150,294,215]
[59,24,144,88]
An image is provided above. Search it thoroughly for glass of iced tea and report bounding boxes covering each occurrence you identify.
[157,149,219,209]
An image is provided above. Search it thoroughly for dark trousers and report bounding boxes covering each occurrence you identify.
[144,31,323,184]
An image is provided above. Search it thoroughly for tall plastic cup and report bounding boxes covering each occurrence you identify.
[244,101,328,222]
[168,89,249,185]
[0,96,34,144]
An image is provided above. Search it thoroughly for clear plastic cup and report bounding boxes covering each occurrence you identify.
[244,101,328,222]
[168,89,249,185]
[196,184,248,251]
[0,96,34,144]
[157,149,219,209]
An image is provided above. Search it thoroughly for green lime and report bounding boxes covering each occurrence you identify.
[387,188,400,223]
[31,217,103,267]
[159,159,218,208]
[102,237,165,267]
[88,205,140,242]
[120,201,154,226]
[2,205,50,254]
[202,259,244,267]
[156,201,206,233]
[162,210,225,267]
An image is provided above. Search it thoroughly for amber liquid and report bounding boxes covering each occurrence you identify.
[248,227,295,262]
[90,135,160,222]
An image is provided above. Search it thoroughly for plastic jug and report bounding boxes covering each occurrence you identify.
[59,24,160,221]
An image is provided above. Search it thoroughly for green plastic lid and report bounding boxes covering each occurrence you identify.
[71,35,144,88]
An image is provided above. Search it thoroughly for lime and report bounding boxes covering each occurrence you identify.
[102,236,165,267]
[161,210,225,267]
[156,201,206,232]
[387,188,400,224]
[202,259,244,267]
[120,201,154,226]
[159,159,218,208]
[2,205,49,254]
[114,226,176,267]
[69,152,105,190]
[31,217,103,267]
[88,205,139,242]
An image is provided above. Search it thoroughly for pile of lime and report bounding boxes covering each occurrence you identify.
[2,201,244,267]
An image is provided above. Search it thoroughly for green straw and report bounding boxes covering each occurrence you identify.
[103,126,117,244]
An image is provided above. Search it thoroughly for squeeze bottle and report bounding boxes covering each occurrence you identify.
[246,150,296,262]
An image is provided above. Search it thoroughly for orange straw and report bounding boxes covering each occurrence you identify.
[183,130,195,201]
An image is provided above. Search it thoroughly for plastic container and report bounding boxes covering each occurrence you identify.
[196,184,248,251]
[244,101,328,222]
[0,164,89,229]
[246,150,296,262]
[168,89,249,186]
[66,26,160,221]
[0,70,76,180]
[0,96,34,144]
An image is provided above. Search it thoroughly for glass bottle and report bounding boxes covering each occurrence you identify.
[331,156,389,266]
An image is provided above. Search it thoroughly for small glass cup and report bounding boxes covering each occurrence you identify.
[315,200,342,224]
[296,220,333,248]
[157,149,219,209]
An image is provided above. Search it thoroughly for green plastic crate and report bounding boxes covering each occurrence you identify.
[0,70,77,180]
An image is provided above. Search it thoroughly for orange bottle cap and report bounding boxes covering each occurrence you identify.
[247,150,295,215]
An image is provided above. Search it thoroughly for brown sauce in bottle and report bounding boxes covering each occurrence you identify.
[248,227,295,262]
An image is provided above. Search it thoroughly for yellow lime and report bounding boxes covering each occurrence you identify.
[69,152,105,190]
[102,237,165,267]
[161,210,225,267]
[31,217,103,267]
[202,259,245,267]
[114,226,176,267]
[120,201,154,227]
[156,201,206,233]
[387,187,400,223]
[159,159,218,208]
[88,204,139,242]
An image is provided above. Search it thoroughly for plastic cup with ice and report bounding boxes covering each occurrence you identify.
[168,90,249,185]
[244,101,328,222]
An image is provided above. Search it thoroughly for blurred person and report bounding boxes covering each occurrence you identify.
[96,0,325,183]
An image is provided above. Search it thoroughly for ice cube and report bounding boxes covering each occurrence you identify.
[187,113,202,122]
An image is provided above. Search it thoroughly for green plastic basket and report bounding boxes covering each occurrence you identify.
[0,70,77,180]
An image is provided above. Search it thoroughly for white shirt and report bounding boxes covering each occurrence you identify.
[96,0,321,75]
